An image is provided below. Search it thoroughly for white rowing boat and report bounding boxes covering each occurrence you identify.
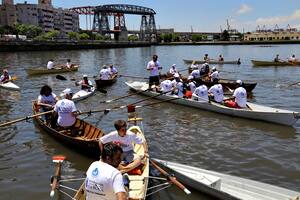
[72,86,96,102]
[125,81,300,126]
[0,81,20,91]
[154,159,300,200]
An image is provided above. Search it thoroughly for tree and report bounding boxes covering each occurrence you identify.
[26,25,42,38]
[221,30,230,41]
[94,34,104,41]
[68,31,79,40]
[191,34,202,42]
[79,33,90,40]
[44,30,60,39]
[128,34,138,41]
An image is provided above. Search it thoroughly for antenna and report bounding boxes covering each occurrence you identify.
[226,19,230,31]
[220,25,223,32]
[191,25,193,33]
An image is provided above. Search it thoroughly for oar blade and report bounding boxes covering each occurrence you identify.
[50,155,65,198]
[97,88,107,94]
[56,75,67,80]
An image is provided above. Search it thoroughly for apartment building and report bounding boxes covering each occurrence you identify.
[244,28,300,41]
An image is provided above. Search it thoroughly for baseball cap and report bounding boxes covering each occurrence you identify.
[83,74,88,78]
[63,88,73,95]
[202,63,209,67]
[236,80,243,85]
[172,64,176,67]
[188,75,194,80]
[212,66,216,71]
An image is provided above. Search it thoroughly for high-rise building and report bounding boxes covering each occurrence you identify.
[2,0,14,5]
[38,0,52,6]
[0,1,16,26]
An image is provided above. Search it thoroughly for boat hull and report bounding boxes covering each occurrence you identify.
[126,81,299,126]
[154,159,300,200]
[0,82,20,91]
[251,60,300,66]
[72,87,96,102]
[94,75,117,89]
[32,101,102,159]
[183,59,241,65]
[26,65,79,75]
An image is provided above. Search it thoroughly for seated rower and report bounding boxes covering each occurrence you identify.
[208,79,224,103]
[218,54,224,61]
[66,59,72,68]
[209,66,219,82]
[99,65,112,80]
[76,74,93,91]
[99,120,148,174]
[200,63,210,79]
[109,64,118,75]
[0,69,11,83]
[47,59,54,70]
[274,54,281,62]
[203,54,210,62]
[224,80,247,108]
[160,78,174,95]
[174,77,185,97]
[192,80,209,102]
[190,68,201,82]
[169,64,178,76]
[288,54,298,62]
[187,76,197,93]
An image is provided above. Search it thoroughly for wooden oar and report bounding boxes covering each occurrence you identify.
[11,76,17,81]
[50,155,65,198]
[118,74,149,79]
[0,110,53,127]
[130,90,172,105]
[150,159,191,195]
[287,81,300,88]
[99,88,150,104]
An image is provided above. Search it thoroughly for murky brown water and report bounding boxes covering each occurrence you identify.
[0,45,300,199]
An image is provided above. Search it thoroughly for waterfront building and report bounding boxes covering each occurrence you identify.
[0,0,79,37]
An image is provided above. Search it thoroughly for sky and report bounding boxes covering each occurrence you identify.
[12,0,300,32]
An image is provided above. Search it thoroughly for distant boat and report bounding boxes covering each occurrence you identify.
[183,59,241,65]
[26,65,79,75]
[0,81,20,91]
[251,60,300,66]
[71,86,96,103]
[154,159,300,200]
[94,74,117,89]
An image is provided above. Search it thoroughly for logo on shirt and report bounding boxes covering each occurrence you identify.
[92,167,99,177]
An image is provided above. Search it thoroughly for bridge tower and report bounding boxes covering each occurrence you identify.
[114,13,128,41]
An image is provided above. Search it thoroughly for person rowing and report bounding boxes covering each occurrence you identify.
[47,59,54,70]
[209,66,219,82]
[288,54,298,62]
[159,77,174,95]
[169,64,178,76]
[192,79,208,102]
[218,54,224,61]
[200,63,210,80]
[85,143,127,200]
[76,74,93,91]
[224,80,247,108]
[203,54,210,62]
[0,69,12,83]
[274,54,282,62]
[208,79,224,103]
[187,76,197,93]
[109,64,118,75]
[99,120,148,174]
[99,65,112,80]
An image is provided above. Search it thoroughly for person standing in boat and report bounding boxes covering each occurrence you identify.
[53,88,80,131]
[218,55,224,61]
[76,75,93,91]
[146,54,162,90]
[99,120,148,174]
[47,59,54,70]
[209,66,219,82]
[0,69,11,83]
[109,64,118,76]
[99,65,112,80]
[192,80,209,102]
[208,79,224,103]
[274,54,281,62]
[224,80,247,108]
[85,143,127,200]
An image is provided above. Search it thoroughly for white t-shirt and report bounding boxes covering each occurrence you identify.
[190,64,198,70]
[78,79,93,86]
[100,69,111,80]
[160,80,173,94]
[175,81,184,97]
[100,130,144,152]
[54,99,77,127]
[191,69,201,79]
[147,60,161,76]
[109,67,118,74]
[188,81,196,93]
[66,62,71,68]
[193,85,208,101]
[288,56,296,62]
[208,84,224,103]
[47,61,54,69]
[169,67,177,75]
[233,87,247,108]
[210,71,219,81]
[85,161,125,200]
[38,93,57,105]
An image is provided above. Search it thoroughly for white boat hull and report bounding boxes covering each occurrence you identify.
[154,159,300,200]
[125,81,299,126]
[0,82,20,91]
[72,87,95,102]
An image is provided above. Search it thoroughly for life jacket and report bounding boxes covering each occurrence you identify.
[81,79,90,90]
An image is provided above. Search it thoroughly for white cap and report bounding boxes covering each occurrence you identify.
[63,88,73,95]
[174,73,179,78]
[202,63,209,67]
[172,64,176,67]
[236,80,243,85]
[212,66,216,71]
[188,75,194,80]
[83,74,88,78]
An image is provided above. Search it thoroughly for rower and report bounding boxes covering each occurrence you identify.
[47,59,54,70]
[187,75,196,93]
[209,66,219,82]
[192,80,209,102]
[218,54,224,61]
[174,77,185,97]
[190,67,201,82]
[160,78,174,95]
[208,79,224,103]
[109,64,118,75]
[0,69,11,83]
[203,54,210,62]
[66,59,72,68]
[99,65,112,80]
[288,54,298,62]
[169,64,178,76]
[224,80,247,108]
[76,74,93,91]
[99,120,148,174]
[200,63,210,79]
[274,54,281,62]
[85,143,127,200]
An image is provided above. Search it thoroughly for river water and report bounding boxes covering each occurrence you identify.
[0,44,300,199]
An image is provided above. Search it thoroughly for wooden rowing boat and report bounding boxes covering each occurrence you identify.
[251,60,300,66]
[0,81,20,91]
[73,121,149,200]
[125,81,300,126]
[183,59,241,65]
[32,101,103,158]
[26,65,79,75]
[154,159,300,200]
[72,86,96,103]
[94,74,117,89]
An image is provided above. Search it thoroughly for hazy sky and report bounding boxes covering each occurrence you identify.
[12,0,300,32]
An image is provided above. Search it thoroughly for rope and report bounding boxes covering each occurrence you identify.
[59,178,85,183]
[59,184,78,192]
[57,188,75,200]
[146,183,171,197]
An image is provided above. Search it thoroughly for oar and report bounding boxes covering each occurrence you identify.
[0,110,53,127]
[130,90,172,105]
[150,159,191,195]
[287,81,300,88]
[50,155,65,198]
[11,76,17,81]
[99,88,150,104]
[118,74,149,79]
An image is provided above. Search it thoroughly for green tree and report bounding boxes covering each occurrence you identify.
[221,30,230,41]
[191,34,202,42]
[128,34,138,41]
[171,33,180,42]
[95,34,104,40]
[68,31,79,40]
[79,33,90,40]
[44,30,60,39]
[26,25,42,38]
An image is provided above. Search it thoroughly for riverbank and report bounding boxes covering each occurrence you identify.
[1,39,300,52]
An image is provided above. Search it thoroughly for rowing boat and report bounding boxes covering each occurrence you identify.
[251,60,300,66]
[94,74,117,89]
[125,81,300,126]
[154,159,300,200]
[183,59,241,65]
[32,101,103,158]
[0,81,20,91]
[72,86,96,103]
[73,120,149,200]
[26,65,79,75]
